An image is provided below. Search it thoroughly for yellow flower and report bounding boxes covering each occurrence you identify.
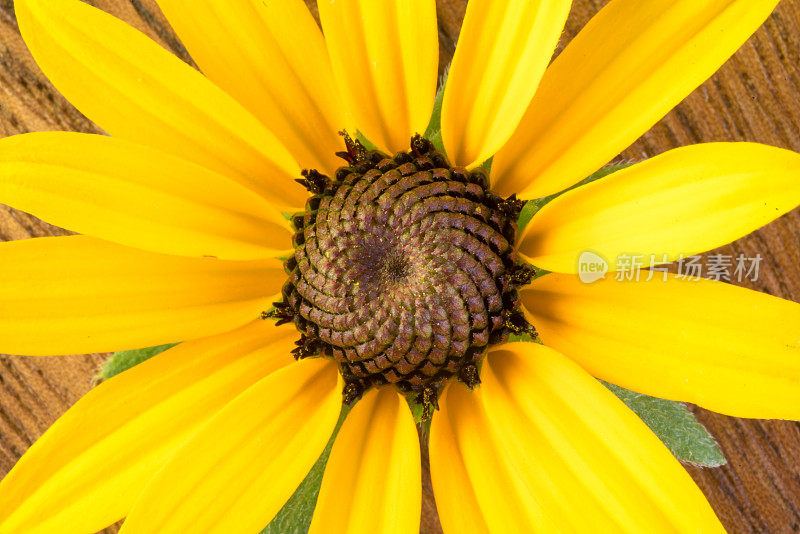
[0,0,798,533]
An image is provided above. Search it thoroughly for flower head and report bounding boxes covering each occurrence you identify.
[0,0,798,533]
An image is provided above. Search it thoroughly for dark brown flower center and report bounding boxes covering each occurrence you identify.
[266,135,535,417]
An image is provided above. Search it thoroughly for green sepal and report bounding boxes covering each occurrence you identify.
[424,71,447,154]
[261,405,351,534]
[506,332,542,344]
[408,397,426,424]
[355,131,379,152]
[602,382,726,467]
[99,343,178,381]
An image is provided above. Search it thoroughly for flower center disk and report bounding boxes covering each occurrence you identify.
[276,136,534,405]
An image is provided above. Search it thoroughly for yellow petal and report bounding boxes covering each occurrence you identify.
[119,358,342,534]
[0,235,283,356]
[0,132,291,260]
[310,388,421,534]
[431,343,724,532]
[428,396,490,534]
[522,274,800,419]
[15,0,306,209]
[493,0,780,198]
[441,0,571,168]
[0,321,297,534]
[318,0,439,153]
[519,143,800,273]
[154,0,346,174]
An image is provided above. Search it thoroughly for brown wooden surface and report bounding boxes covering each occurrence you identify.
[1,1,800,532]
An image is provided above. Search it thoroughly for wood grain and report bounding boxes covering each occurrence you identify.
[1,1,800,532]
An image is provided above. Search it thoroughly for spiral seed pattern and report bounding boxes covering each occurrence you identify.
[280,138,531,394]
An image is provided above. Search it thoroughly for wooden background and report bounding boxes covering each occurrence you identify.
[1,0,800,532]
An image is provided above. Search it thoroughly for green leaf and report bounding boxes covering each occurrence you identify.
[99,344,177,381]
[602,382,726,467]
[261,405,351,534]
[517,163,632,234]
